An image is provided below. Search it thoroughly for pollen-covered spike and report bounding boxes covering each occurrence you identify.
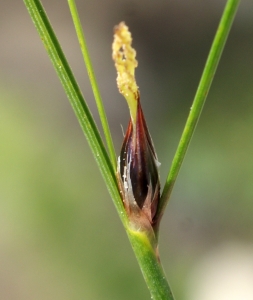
[113,22,161,227]
[112,22,139,124]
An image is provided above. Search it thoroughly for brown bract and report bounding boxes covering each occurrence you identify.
[117,98,160,227]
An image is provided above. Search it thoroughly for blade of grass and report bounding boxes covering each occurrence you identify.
[23,0,127,226]
[68,0,117,170]
[154,0,240,229]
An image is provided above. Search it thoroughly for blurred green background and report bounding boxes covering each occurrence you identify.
[1,1,253,299]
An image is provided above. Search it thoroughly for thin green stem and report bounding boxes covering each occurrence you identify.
[155,0,240,228]
[127,228,174,300]
[23,0,127,226]
[68,0,117,170]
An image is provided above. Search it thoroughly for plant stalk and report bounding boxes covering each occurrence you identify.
[68,0,117,170]
[127,228,174,300]
[23,0,127,226]
[155,0,241,233]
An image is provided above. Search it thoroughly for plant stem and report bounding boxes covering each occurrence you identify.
[155,0,241,230]
[23,0,127,226]
[68,0,117,170]
[127,228,174,300]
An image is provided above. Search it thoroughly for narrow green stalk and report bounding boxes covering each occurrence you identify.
[68,0,117,170]
[23,0,127,226]
[156,0,240,227]
[127,228,174,300]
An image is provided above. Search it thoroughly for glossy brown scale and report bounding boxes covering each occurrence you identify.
[119,99,160,220]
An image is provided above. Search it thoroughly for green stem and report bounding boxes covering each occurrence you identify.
[68,0,117,170]
[155,0,241,229]
[127,228,174,300]
[23,0,127,226]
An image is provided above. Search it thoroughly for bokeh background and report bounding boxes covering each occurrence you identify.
[1,0,253,299]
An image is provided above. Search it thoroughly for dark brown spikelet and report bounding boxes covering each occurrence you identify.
[113,22,160,226]
[118,98,160,224]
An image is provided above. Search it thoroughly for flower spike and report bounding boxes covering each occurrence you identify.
[112,22,138,124]
[113,22,160,229]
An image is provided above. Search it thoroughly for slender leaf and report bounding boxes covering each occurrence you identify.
[155,0,241,231]
[23,0,127,226]
[68,0,117,170]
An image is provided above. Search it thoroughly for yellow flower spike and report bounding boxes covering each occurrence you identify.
[113,22,161,230]
[112,22,139,124]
